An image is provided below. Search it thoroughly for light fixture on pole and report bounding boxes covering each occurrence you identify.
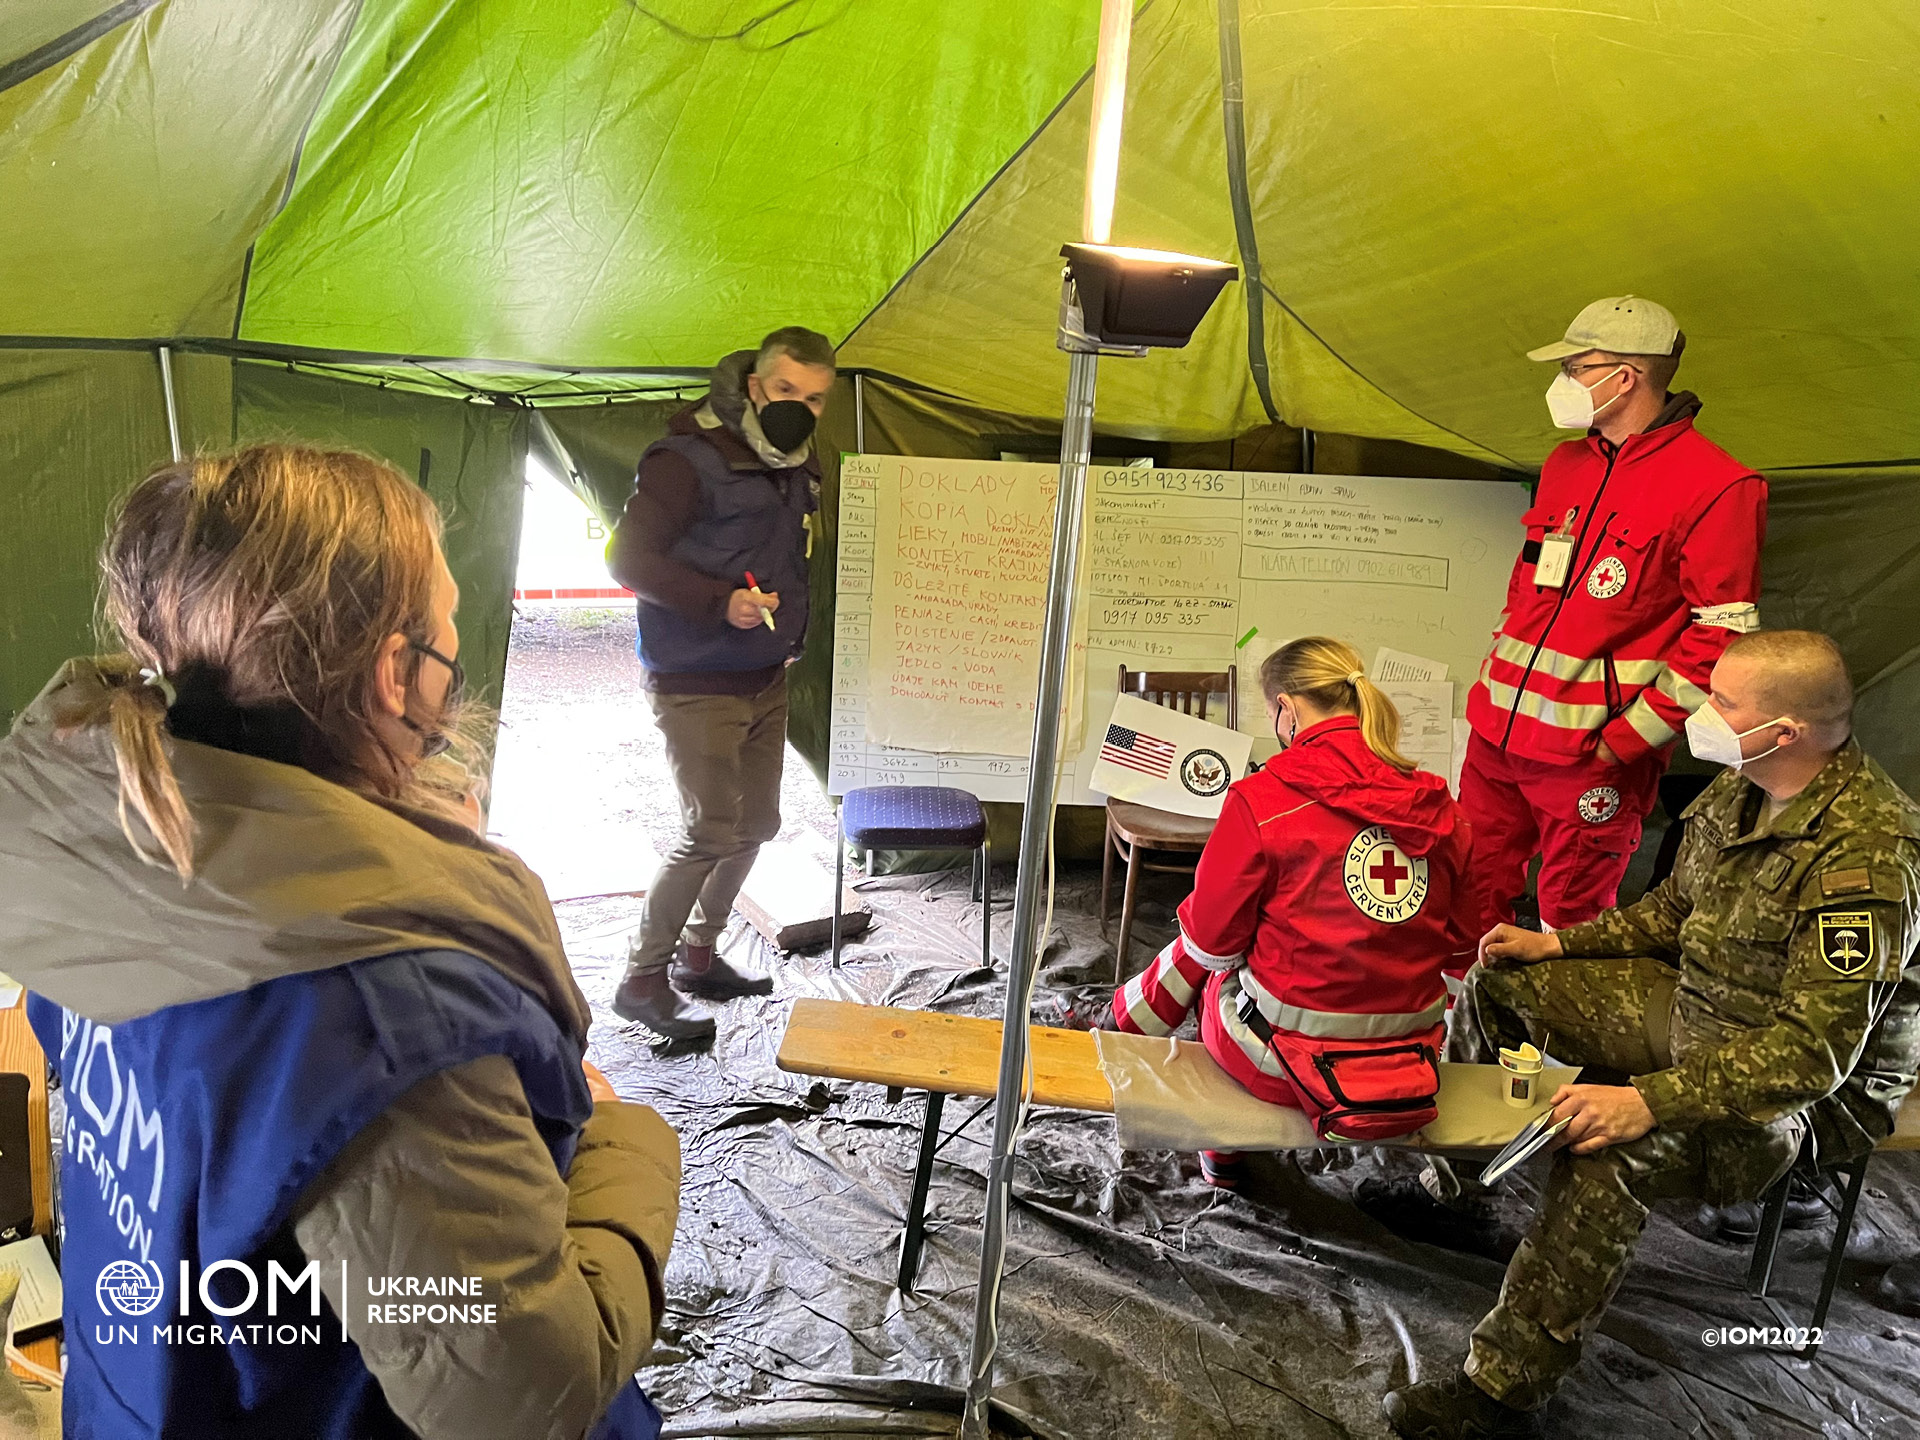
[958,16,1236,1426]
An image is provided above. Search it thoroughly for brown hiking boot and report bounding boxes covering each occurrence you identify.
[611,965,715,1043]
[669,941,773,1000]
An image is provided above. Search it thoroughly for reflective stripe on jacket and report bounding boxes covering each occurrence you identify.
[1465,400,1766,765]
[1174,716,1472,1042]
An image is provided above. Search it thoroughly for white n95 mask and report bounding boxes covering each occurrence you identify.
[1545,366,1626,430]
[1685,703,1788,770]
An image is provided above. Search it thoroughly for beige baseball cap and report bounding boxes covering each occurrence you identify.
[1527,295,1680,362]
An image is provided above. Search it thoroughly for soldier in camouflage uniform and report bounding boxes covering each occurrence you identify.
[1380,630,1920,1439]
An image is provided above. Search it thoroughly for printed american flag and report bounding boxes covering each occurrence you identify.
[1100,723,1177,779]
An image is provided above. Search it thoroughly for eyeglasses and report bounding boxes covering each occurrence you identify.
[403,639,464,759]
[409,639,465,706]
[1560,360,1641,380]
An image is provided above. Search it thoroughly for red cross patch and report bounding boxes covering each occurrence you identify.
[1343,825,1430,924]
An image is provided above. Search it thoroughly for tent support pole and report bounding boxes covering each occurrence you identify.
[156,345,183,462]
[1215,0,1280,425]
[1302,426,1316,473]
[854,372,867,453]
[960,344,1099,1438]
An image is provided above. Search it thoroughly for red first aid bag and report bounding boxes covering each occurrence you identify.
[1242,994,1443,1141]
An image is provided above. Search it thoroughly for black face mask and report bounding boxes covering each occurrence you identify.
[757,398,816,454]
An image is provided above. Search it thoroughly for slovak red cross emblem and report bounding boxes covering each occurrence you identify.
[1343,825,1430,924]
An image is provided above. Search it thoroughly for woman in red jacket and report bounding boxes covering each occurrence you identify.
[1110,636,1474,1188]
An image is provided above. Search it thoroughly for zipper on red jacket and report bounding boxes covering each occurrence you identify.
[1498,438,1623,751]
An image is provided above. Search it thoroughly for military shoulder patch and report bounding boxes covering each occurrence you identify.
[1821,868,1874,899]
[1817,911,1875,976]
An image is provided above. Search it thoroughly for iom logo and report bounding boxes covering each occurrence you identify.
[96,1259,165,1317]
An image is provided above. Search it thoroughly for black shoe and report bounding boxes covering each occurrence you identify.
[1874,1254,1920,1317]
[1384,1373,1543,1440]
[1355,1177,1507,1260]
[611,966,716,1043]
[1200,1150,1246,1191]
[669,941,773,1000]
[1693,1176,1834,1245]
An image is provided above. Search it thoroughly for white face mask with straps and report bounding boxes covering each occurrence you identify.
[1544,365,1627,430]
[1685,702,1790,771]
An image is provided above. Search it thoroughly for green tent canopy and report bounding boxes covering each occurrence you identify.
[5,0,1917,782]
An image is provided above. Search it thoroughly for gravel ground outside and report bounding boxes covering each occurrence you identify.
[489,605,839,874]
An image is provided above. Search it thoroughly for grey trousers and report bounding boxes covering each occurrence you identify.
[628,675,787,973]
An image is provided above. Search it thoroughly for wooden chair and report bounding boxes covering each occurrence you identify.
[1100,665,1237,982]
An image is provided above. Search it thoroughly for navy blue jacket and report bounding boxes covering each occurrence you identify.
[35,949,661,1439]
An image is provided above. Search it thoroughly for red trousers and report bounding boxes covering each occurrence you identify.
[1112,940,1302,1109]
[1456,732,1665,940]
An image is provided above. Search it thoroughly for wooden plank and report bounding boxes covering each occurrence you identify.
[0,991,59,1375]
[777,997,1112,1114]
[737,842,871,952]
[778,996,1920,1151]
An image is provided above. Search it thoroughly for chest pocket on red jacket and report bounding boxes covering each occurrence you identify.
[1517,502,1564,573]
[1581,514,1660,604]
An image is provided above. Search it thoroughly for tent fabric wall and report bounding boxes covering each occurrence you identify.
[230,364,531,720]
[0,351,529,744]
[539,398,685,525]
[1762,468,1920,794]
[842,0,1920,470]
[9,1,1919,472]
[234,1,1105,367]
[0,347,231,725]
[0,0,359,338]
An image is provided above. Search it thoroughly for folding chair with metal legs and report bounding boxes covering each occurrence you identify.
[1745,1152,1873,1357]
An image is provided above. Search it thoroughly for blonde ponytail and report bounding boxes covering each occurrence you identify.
[1259,636,1417,773]
[1349,673,1416,773]
[101,664,197,879]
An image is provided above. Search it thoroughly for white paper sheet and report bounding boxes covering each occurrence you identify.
[1089,694,1253,819]
[0,1235,61,1338]
[1450,718,1473,796]
[1383,680,1455,780]
[1372,646,1449,683]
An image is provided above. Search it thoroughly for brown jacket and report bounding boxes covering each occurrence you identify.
[0,662,679,1439]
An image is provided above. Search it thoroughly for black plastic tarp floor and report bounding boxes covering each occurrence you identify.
[563,869,1920,1440]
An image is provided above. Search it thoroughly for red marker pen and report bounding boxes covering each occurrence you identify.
[744,571,776,631]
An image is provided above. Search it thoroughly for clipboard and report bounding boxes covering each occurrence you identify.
[1478,1111,1571,1186]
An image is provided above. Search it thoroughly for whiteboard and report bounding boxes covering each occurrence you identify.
[828,455,1528,805]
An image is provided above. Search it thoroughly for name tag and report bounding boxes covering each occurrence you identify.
[1535,532,1575,589]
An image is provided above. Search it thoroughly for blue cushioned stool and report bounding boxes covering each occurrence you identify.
[834,786,991,969]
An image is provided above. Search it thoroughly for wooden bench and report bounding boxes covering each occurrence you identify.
[778,996,1920,1348]
[777,999,1109,1291]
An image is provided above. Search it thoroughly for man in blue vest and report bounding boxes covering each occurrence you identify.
[607,328,835,1043]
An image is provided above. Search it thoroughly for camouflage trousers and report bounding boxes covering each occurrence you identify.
[1444,957,1803,1410]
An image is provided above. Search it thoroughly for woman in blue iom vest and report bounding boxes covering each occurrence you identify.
[0,445,680,1438]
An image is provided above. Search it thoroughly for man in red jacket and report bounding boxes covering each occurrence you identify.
[1458,296,1766,942]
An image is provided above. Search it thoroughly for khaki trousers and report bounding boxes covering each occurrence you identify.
[629,676,787,973]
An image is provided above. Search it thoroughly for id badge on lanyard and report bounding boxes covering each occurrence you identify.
[1534,508,1578,589]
